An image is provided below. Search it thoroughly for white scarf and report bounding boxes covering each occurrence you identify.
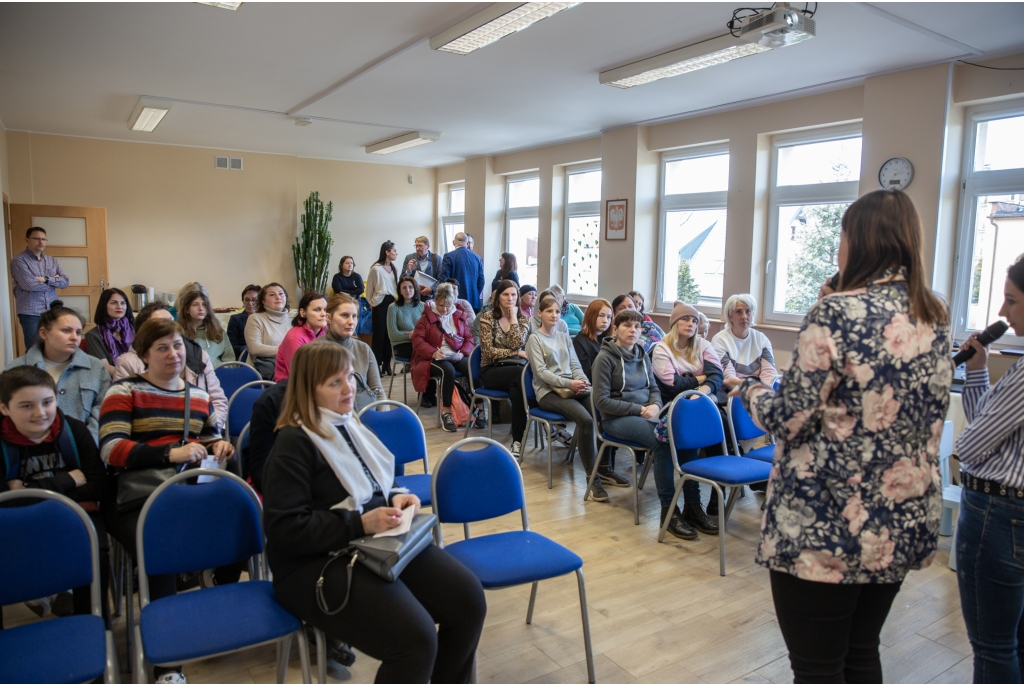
[299,407,399,513]
[430,300,456,335]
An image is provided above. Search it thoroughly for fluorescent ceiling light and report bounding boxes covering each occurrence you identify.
[430,2,579,55]
[600,34,772,89]
[196,1,243,10]
[127,97,173,132]
[366,131,441,155]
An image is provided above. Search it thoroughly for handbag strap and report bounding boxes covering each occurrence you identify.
[182,383,191,443]
[316,548,359,615]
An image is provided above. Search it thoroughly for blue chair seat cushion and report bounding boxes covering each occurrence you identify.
[394,355,411,362]
[0,614,106,683]
[473,388,510,399]
[681,455,772,485]
[140,580,300,665]
[743,445,775,463]
[529,408,566,422]
[600,433,647,450]
[395,473,432,507]
[444,531,582,588]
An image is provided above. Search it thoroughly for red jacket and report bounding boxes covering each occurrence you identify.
[411,308,474,393]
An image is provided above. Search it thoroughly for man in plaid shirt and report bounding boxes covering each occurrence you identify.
[10,227,69,349]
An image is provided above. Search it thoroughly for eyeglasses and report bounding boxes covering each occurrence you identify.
[243,298,259,304]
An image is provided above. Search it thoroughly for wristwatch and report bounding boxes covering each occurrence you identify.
[43,276,49,284]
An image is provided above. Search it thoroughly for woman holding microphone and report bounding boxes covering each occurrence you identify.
[955,253,1024,683]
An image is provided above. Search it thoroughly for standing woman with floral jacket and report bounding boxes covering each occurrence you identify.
[736,190,952,684]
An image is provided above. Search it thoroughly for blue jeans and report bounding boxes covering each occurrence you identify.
[957,487,1024,683]
[602,414,697,509]
[18,314,40,350]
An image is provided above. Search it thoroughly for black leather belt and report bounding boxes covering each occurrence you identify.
[962,472,1024,499]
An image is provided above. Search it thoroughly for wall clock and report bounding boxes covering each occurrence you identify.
[879,157,914,191]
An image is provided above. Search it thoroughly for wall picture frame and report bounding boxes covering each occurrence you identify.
[605,199,627,241]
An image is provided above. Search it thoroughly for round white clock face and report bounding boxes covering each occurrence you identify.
[879,157,914,191]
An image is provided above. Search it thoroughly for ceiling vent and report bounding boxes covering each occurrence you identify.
[215,156,229,169]
[229,157,243,170]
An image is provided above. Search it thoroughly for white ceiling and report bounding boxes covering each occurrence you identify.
[0,2,1022,168]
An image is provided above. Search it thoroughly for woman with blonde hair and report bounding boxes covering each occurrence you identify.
[263,340,486,683]
[411,282,474,432]
[178,284,235,365]
[736,189,951,683]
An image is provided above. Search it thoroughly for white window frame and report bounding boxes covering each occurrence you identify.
[440,183,465,255]
[763,123,862,326]
[950,99,1024,348]
[656,143,730,314]
[563,163,602,299]
[505,172,541,284]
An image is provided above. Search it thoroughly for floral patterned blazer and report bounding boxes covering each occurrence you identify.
[740,271,952,584]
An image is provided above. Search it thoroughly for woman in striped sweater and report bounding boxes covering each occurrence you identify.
[100,317,232,685]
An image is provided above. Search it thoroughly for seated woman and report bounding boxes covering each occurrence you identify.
[549,284,585,336]
[411,283,474,433]
[712,293,779,391]
[100,318,234,683]
[527,294,626,500]
[244,282,291,380]
[227,285,261,359]
[490,252,520,294]
[592,310,694,541]
[650,301,724,536]
[628,290,656,324]
[274,292,328,382]
[5,300,110,443]
[0,366,114,623]
[519,285,537,321]
[115,301,228,431]
[177,284,235,366]
[331,256,364,299]
[572,298,613,381]
[528,289,569,337]
[323,293,386,411]
[387,276,425,360]
[85,288,135,375]
[697,312,710,339]
[262,341,485,683]
[477,280,529,457]
[612,294,664,354]
[443,279,477,329]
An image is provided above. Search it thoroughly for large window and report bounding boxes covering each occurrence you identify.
[658,145,729,311]
[506,175,540,287]
[764,125,861,324]
[564,165,601,297]
[441,184,465,254]
[952,101,1024,347]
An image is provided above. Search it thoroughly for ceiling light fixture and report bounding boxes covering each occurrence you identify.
[600,34,771,89]
[366,131,441,155]
[196,1,243,10]
[127,97,173,132]
[294,117,312,126]
[430,2,579,55]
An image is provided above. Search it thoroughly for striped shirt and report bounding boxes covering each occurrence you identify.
[99,376,221,470]
[10,249,70,316]
[956,358,1024,489]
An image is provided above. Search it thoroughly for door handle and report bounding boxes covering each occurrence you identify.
[100,279,105,290]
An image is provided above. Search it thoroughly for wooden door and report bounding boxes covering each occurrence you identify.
[7,204,108,358]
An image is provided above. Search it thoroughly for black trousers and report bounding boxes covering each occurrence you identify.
[480,364,527,442]
[105,507,177,602]
[371,295,395,373]
[274,544,486,684]
[393,342,413,360]
[770,570,902,683]
[429,358,469,408]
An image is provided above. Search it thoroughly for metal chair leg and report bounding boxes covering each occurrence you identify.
[546,422,554,489]
[295,628,312,684]
[584,443,604,503]
[638,451,654,490]
[276,634,292,684]
[124,553,136,676]
[526,581,539,624]
[657,477,686,543]
[104,630,119,684]
[132,624,145,684]
[388,363,396,398]
[631,448,640,525]
[314,628,327,684]
[715,483,727,576]
[575,569,596,684]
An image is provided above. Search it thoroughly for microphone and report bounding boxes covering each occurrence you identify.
[953,320,1009,365]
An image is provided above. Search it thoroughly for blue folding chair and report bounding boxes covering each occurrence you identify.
[359,400,433,507]
[134,469,311,684]
[432,438,595,684]
[521,365,577,489]
[226,380,274,443]
[464,346,511,439]
[585,395,654,524]
[726,396,775,463]
[215,362,261,403]
[0,490,118,684]
[239,349,249,364]
[388,345,415,405]
[661,392,773,575]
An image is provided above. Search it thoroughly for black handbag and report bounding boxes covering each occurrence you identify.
[115,384,190,513]
[316,512,437,615]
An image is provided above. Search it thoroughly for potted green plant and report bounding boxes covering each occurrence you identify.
[293,191,334,296]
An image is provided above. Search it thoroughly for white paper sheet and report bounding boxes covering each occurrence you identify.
[373,505,415,538]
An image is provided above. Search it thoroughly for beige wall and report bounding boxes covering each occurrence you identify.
[0,120,9,198]
[4,132,435,307]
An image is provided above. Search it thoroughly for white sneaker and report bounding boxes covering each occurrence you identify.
[510,441,523,461]
[155,671,187,684]
[554,428,574,447]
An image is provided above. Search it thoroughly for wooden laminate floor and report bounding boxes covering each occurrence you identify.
[3,375,973,683]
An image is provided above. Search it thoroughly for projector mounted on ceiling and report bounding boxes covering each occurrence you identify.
[734,3,815,48]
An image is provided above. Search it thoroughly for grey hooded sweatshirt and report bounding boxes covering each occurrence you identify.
[592,336,662,418]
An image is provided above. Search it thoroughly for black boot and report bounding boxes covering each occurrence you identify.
[661,505,697,540]
[684,502,719,536]
[706,488,719,516]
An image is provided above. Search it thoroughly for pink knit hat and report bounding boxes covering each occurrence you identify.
[668,300,700,329]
